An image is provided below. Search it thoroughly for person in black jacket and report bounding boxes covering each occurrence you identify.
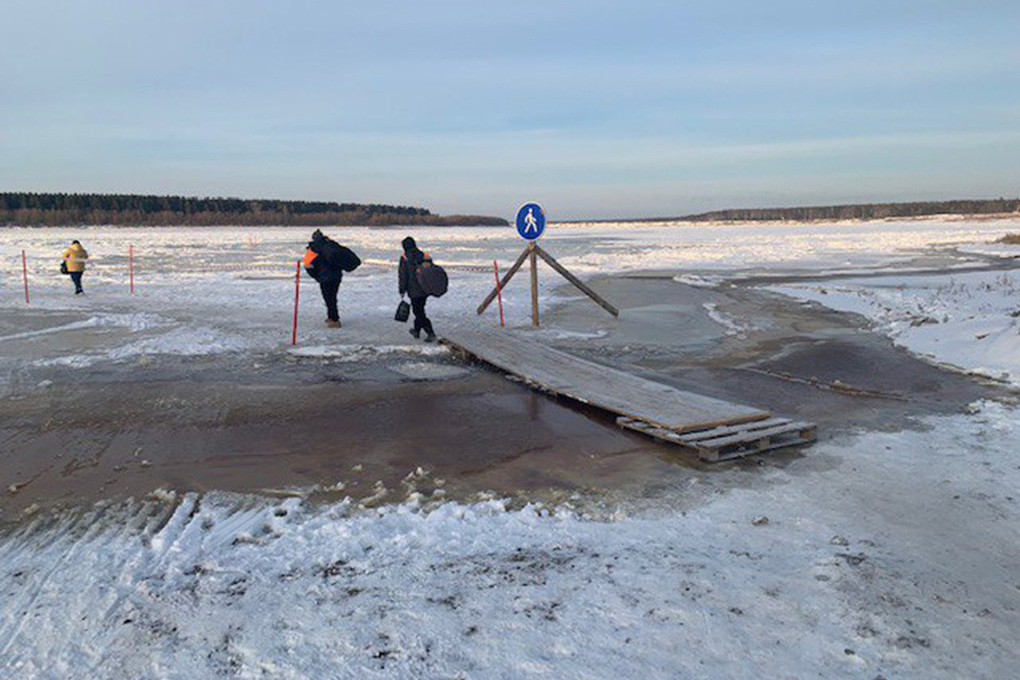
[398,236,436,342]
[304,229,347,328]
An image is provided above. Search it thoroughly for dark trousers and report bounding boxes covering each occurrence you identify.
[411,296,434,335]
[319,277,341,321]
[69,271,84,294]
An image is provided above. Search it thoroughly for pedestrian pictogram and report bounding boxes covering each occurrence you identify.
[515,203,546,240]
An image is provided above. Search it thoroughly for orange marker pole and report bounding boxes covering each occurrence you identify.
[292,260,301,346]
[22,250,29,304]
[493,259,505,327]
[129,244,135,295]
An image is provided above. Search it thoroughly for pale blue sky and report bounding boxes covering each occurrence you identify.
[2,0,1018,219]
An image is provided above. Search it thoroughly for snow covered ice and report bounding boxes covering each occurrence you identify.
[1,218,1019,678]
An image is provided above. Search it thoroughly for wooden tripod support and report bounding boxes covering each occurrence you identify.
[477,242,619,326]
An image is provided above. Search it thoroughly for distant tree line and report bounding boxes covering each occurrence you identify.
[0,192,508,227]
[680,198,1020,223]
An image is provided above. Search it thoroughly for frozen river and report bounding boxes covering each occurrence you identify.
[1,218,1019,679]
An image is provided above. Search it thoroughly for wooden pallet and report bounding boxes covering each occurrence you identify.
[617,416,817,462]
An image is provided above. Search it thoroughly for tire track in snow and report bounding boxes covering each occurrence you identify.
[0,509,112,658]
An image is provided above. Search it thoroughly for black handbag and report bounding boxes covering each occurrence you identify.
[394,300,410,323]
[60,261,68,275]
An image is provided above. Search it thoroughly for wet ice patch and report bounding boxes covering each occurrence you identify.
[767,271,1020,385]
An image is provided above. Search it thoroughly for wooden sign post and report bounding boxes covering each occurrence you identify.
[492,260,505,327]
[478,204,618,326]
[529,242,539,326]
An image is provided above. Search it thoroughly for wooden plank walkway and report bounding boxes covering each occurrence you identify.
[443,328,816,461]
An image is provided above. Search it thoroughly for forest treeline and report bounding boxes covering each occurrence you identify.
[0,192,508,227]
[680,198,1020,223]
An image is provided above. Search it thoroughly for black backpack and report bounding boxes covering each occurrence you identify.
[415,253,448,297]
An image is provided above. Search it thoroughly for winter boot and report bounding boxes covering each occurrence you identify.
[424,332,436,343]
[409,328,421,340]
[326,319,341,328]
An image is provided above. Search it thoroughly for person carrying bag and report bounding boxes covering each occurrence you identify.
[397,236,446,342]
[62,240,88,295]
[303,229,360,328]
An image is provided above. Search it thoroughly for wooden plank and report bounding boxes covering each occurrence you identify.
[616,418,686,443]
[534,245,619,317]
[699,430,817,462]
[444,328,769,432]
[694,422,816,450]
[477,247,531,315]
[678,417,791,443]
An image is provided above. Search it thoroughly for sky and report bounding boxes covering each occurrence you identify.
[2,0,1019,220]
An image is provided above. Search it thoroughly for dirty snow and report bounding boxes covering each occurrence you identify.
[702,302,767,338]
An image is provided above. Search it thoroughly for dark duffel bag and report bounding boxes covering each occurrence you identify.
[394,299,410,323]
[60,261,68,275]
[416,261,449,298]
[337,245,361,272]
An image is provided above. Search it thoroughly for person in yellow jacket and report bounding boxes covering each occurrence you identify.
[62,240,89,295]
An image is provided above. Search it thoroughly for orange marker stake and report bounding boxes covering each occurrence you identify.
[292,260,301,346]
[22,250,29,304]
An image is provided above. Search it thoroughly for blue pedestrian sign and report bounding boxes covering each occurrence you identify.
[515,203,546,240]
